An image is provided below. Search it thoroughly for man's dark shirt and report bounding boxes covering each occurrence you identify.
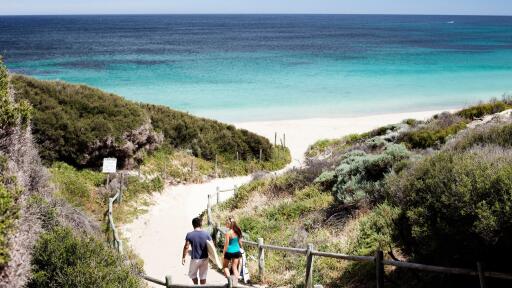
[185,230,212,259]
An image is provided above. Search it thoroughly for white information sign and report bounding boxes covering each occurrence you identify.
[102,158,117,173]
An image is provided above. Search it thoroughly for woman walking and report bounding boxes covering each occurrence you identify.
[223,216,243,284]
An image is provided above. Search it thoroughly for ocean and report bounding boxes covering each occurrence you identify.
[1,14,511,122]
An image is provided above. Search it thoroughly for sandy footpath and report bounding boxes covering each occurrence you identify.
[122,176,252,285]
[122,109,450,285]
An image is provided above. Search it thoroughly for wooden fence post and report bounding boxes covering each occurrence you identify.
[305,243,315,288]
[207,194,212,225]
[216,186,220,204]
[212,223,219,243]
[215,154,218,177]
[118,173,123,203]
[165,275,172,288]
[477,262,486,288]
[274,132,277,146]
[375,250,384,288]
[258,238,265,281]
[283,133,286,148]
[234,185,238,197]
[117,239,123,254]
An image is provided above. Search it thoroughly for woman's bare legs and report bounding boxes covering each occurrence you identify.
[222,258,230,278]
[232,258,240,285]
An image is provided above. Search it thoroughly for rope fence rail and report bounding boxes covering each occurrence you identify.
[206,186,512,288]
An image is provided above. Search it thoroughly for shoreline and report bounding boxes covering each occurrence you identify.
[235,109,457,164]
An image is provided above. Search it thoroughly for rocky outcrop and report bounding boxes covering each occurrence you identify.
[83,121,164,169]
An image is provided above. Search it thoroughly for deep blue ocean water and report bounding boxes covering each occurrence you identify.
[1,14,512,121]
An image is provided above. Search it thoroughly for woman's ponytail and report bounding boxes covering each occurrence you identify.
[229,216,243,239]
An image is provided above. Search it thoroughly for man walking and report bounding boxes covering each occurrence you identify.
[182,217,212,285]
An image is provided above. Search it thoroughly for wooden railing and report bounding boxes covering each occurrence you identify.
[207,185,238,225]
[206,187,512,288]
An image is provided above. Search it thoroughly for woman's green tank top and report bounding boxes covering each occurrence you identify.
[226,232,240,253]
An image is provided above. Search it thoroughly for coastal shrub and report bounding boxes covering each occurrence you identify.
[50,162,105,211]
[0,156,20,268]
[350,203,400,256]
[314,170,336,190]
[12,74,280,169]
[399,113,467,149]
[306,133,369,159]
[264,187,333,223]
[388,146,512,267]
[0,59,31,131]
[27,227,141,288]
[142,103,273,161]
[11,75,150,168]
[50,162,164,221]
[331,144,410,205]
[449,122,512,151]
[457,98,512,120]
[306,138,345,158]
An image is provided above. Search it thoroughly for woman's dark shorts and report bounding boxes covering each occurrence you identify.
[224,252,242,260]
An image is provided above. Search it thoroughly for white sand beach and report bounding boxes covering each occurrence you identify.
[235,110,451,164]
[123,109,451,286]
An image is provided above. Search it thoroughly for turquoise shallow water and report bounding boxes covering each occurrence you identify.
[1,15,512,121]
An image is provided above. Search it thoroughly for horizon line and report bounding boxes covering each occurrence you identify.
[1,12,512,17]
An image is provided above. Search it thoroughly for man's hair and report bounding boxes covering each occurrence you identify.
[192,217,202,229]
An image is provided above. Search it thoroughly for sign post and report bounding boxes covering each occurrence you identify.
[102,158,117,194]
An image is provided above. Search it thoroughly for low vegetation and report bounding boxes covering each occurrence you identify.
[214,100,512,287]
[28,226,141,288]
[142,145,290,182]
[0,63,31,133]
[0,156,20,268]
[50,162,163,223]
[456,97,512,120]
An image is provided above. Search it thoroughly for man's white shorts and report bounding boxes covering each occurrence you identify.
[188,258,208,280]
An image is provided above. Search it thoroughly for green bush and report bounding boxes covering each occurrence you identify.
[399,121,467,149]
[388,146,512,267]
[457,99,512,120]
[142,103,273,161]
[0,59,31,130]
[27,227,141,288]
[0,157,20,268]
[450,123,512,151]
[350,203,400,256]
[50,162,163,221]
[50,162,105,209]
[11,75,147,167]
[264,186,333,222]
[330,144,410,205]
[219,179,268,210]
[314,170,336,190]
